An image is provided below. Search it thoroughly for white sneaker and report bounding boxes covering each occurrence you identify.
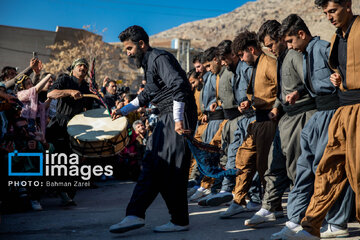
[246,201,261,211]
[244,211,276,226]
[287,230,320,240]
[153,221,189,233]
[219,202,248,219]
[206,192,233,206]
[31,200,43,211]
[320,225,349,238]
[189,188,210,202]
[109,215,145,233]
[271,224,302,240]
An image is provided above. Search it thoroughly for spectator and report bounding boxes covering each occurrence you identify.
[15,73,52,136]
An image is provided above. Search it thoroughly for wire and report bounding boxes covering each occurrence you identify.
[104,0,228,13]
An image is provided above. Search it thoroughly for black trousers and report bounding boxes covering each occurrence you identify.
[126,110,197,226]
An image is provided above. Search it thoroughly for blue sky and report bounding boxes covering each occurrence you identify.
[0,0,249,43]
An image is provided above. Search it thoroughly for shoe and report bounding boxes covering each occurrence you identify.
[109,215,145,233]
[153,221,189,233]
[219,202,248,219]
[271,223,302,240]
[287,230,320,240]
[198,193,216,206]
[31,200,43,211]
[244,211,275,226]
[206,192,233,206]
[189,188,210,202]
[246,201,261,211]
[320,225,349,238]
[187,187,197,198]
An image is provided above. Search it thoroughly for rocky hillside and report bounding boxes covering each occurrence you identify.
[150,0,360,49]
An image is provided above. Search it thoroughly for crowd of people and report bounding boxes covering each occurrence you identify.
[0,57,152,212]
[0,0,359,239]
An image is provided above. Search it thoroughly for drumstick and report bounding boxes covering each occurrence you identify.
[82,94,100,100]
[82,94,112,117]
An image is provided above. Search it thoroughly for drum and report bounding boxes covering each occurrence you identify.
[67,108,129,158]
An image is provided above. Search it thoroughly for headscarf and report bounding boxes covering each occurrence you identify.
[14,74,30,92]
[70,58,89,75]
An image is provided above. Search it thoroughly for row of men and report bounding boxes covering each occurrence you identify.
[186,1,358,239]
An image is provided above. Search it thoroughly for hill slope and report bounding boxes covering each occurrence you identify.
[150,0,360,49]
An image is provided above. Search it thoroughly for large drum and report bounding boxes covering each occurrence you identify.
[67,108,129,158]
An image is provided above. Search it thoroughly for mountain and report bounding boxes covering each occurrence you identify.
[150,0,360,49]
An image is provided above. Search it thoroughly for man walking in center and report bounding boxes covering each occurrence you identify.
[109,25,197,234]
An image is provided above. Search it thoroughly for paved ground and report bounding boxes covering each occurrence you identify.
[1,180,359,240]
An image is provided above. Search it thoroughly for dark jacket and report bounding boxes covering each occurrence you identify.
[137,47,195,113]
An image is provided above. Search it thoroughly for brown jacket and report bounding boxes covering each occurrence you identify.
[247,53,277,110]
[329,16,360,91]
[194,88,204,121]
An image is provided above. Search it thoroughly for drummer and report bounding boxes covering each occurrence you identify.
[45,58,94,206]
[46,58,94,152]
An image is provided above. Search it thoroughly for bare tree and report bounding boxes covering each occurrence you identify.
[43,26,143,90]
[43,26,119,85]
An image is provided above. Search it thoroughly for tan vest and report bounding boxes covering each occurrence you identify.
[329,16,360,91]
[248,53,278,110]
[194,88,204,120]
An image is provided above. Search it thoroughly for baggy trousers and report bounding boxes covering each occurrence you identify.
[202,119,223,144]
[287,109,354,231]
[190,122,213,188]
[126,110,196,226]
[207,119,228,193]
[262,110,316,211]
[301,104,360,237]
[233,120,277,205]
[221,115,260,199]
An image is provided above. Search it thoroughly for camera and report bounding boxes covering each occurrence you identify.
[117,86,130,95]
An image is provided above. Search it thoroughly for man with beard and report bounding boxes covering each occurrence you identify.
[109,25,197,234]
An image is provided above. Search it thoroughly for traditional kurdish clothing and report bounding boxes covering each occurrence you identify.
[301,16,360,237]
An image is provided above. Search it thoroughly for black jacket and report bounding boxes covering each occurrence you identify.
[137,47,195,113]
